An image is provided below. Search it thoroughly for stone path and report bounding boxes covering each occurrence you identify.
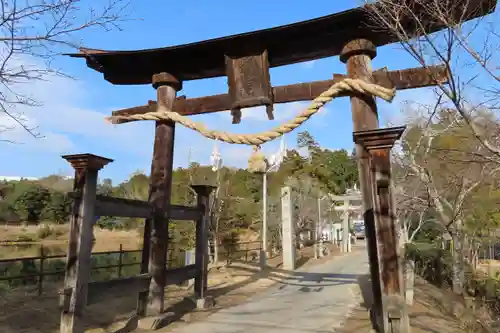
[167,247,369,333]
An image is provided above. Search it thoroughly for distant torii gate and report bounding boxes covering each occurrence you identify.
[330,192,363,253]
[66,1,496,333]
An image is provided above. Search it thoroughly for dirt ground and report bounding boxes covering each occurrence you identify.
[0,244,342,333]
[339,275,495,333]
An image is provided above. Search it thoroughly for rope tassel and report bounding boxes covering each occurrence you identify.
[247,146,268,173]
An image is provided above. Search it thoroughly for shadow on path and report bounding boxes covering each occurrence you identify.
[356,274,378,331]
[158,251,369,333]
[152,252,354,331]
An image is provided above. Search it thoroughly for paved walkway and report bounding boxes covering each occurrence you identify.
[169,248,370,333]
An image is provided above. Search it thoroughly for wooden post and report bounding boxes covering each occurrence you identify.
[137,72,180,317]
[38,245,45,296]
[340,39,384,331]
[137,213,151,316]
[354,126,409,333]
[191,185,215,304]
[60,153,113,333]
[118,244,123,278]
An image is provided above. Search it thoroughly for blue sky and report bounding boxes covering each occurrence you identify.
[0,0,459,183]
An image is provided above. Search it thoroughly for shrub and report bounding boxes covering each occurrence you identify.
[36,224,53,239]
[405,242,453,287]
[35,224,65,240]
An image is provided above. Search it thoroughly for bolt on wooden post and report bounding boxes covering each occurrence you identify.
[354,126,409,333]
[60,153,113,333]
[191,185,215,308]
[38,245,45,296]
[137,72,180,317]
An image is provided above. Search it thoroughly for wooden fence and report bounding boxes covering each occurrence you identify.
[0,240,262,296]
[216,240,262,263]
[0,244,145,295]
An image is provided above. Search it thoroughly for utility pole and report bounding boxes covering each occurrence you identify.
[261,136,287,268]
[315,196,321,259]
[316,194,328,258]
[262,170,268,259]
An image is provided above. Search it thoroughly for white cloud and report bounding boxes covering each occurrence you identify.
[0,55,331,179]
[0,56,157,158]
[0,102,74,153]
[302,60,316,69]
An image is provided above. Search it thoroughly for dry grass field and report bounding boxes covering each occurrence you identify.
[0,242,341,333]
[0,224,142,258]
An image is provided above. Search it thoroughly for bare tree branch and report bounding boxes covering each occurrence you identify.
[367,0,500,161]
[0,0,131,141]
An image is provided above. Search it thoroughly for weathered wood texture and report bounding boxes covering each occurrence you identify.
[68,192,201,221]
[139,73,179,317]
[111,65,449,118]
[59,154,112,333]
[166,264,198,286]
[66,0,495,84]
[340,38,386,332]
[354,126,409,333]
[137,214,152,316]
[62,265,198,308]
[192,185,214,300]
[225,49,273,123]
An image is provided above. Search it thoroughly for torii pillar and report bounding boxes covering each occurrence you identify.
[354,126,409,333]
[340,38,385,330]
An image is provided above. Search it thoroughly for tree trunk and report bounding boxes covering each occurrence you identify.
[404,259,416,305]
[471,247,478,271]
[451,230,465,295]
[213,233,219,264]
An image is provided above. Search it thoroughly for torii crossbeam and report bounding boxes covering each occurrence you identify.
[66,1,497,333]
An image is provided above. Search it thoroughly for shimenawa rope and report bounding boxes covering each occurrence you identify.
[105,78,396,172]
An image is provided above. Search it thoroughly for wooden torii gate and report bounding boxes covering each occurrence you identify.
[67,1,496,332]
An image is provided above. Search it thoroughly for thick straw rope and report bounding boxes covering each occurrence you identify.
[106,78,395,146]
